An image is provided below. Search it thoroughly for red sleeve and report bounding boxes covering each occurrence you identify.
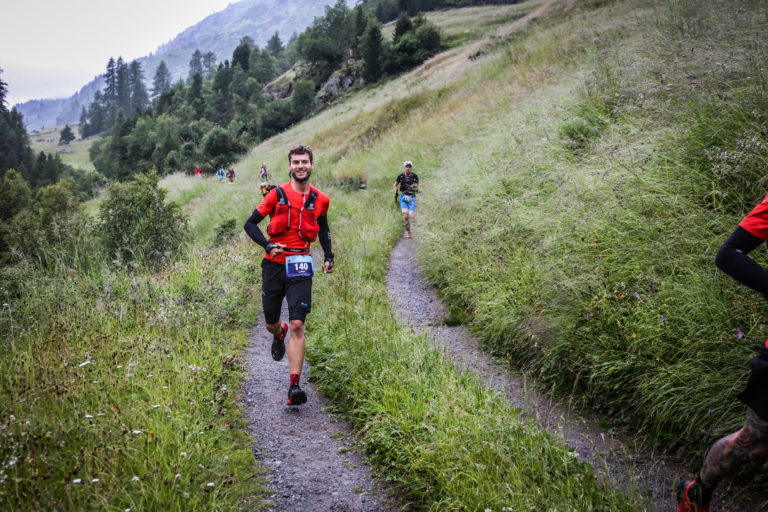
[256,189,278,217]
[316,192,330,217]
[739,194,768,241]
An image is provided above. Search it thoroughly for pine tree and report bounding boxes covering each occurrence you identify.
[352,6,367,58]
[362,21,383,83]
[115,57,131,114]
[232,38,251,72]
[104,57,118,104]
[188,49,203,80]
[202,51,217,79]
[86,91,107,134]
[59,124,75,145]
[128,60,149,113]
[266,32,283,57]
[79,107,90,138]
[152,61,172,99]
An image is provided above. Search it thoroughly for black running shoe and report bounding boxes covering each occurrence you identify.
[271,321,287,361]
[677,479,711,512]
[287,384,307,405]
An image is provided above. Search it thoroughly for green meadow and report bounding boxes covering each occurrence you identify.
[2,0,767,509]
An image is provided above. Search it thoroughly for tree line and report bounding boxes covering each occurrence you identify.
[79,1,451,181]
[0,0,511,282]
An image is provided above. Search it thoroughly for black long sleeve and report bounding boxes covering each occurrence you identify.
[715,226,768,296]
[317,215,333,258]
[244,210,269,248]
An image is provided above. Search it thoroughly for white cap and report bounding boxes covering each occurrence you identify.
[403,161,413,167]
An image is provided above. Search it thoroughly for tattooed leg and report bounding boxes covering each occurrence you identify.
[699,408,768,488]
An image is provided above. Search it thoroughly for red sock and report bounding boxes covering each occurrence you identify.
[290,374,300,386]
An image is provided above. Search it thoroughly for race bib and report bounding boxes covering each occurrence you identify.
[286,255,314,278]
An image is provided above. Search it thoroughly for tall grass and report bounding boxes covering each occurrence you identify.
[304,182,637,510]
[413,0,768,463]
[0,246,267,510]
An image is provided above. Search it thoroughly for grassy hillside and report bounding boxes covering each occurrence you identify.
[3,0,768,509]
[29,124,98,172]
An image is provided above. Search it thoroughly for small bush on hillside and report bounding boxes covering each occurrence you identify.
[214,218,238,247]
[98,171,188,268]
[3,180,96,269]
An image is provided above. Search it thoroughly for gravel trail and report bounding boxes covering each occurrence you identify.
[387,236,766,512]
[242,303,394,512]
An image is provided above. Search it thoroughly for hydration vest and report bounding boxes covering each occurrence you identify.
[266,186,320,242]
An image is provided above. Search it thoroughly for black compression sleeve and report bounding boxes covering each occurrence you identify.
[244,210,269,248]
[317,215,333,258]
[715,226,768,296]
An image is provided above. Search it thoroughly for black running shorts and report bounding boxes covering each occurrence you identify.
[737,347,768,420]
[261,258,312,324]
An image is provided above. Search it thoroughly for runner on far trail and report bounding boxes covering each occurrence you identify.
[244,145,334,406]
[216,167,225,181]
[676,194,768,512]
[393,160,419,238]
[259,162,270,184]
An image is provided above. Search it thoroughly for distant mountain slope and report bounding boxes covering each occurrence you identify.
[15,0,338,130]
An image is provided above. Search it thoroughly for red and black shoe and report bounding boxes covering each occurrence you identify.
[286,384,307,406]
[677,479,711,512]
[271,321,287,361]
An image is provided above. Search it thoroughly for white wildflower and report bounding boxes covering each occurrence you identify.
[79,361,92,367]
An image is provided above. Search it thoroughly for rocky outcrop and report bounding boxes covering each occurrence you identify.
[315,61,364,107]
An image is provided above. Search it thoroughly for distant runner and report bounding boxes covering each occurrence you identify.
[216,167,225,181]
[244,145,334,406]
[226,168,235,183]
[259,162,270,184]
[393,160,419,238]
[677,194,768,512]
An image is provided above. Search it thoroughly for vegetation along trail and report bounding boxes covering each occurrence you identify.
[387,237,766,512]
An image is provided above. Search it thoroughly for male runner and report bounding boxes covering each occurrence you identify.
[677,194,768,511]
[393,160,419,238]
[244,145,334,406]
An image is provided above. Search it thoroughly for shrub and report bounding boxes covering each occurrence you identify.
[3,180,96,269]
[98,171,188,268]
[213,218,238,247]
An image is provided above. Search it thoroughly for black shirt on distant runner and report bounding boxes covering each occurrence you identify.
[396,172,419,195]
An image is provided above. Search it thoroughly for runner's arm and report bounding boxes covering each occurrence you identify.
[715,226,768,296]
[317,215,333,259]
[244,210,269,249]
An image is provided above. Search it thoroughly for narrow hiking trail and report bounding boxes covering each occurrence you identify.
[386,237,766,512]
[242,302,394,512]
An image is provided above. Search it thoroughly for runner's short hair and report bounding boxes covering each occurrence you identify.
[288,145,313,163]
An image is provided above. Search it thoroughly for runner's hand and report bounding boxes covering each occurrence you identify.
[265,242,285,257]
[394,193,399,204]
[323,258,334,273]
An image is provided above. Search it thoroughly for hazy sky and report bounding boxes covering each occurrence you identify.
[0,0,236,108]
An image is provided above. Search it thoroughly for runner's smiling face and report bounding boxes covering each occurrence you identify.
[289,153,313,183]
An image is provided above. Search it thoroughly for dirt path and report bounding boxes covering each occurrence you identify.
[242,304,394,512]
[387,237,765,512]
